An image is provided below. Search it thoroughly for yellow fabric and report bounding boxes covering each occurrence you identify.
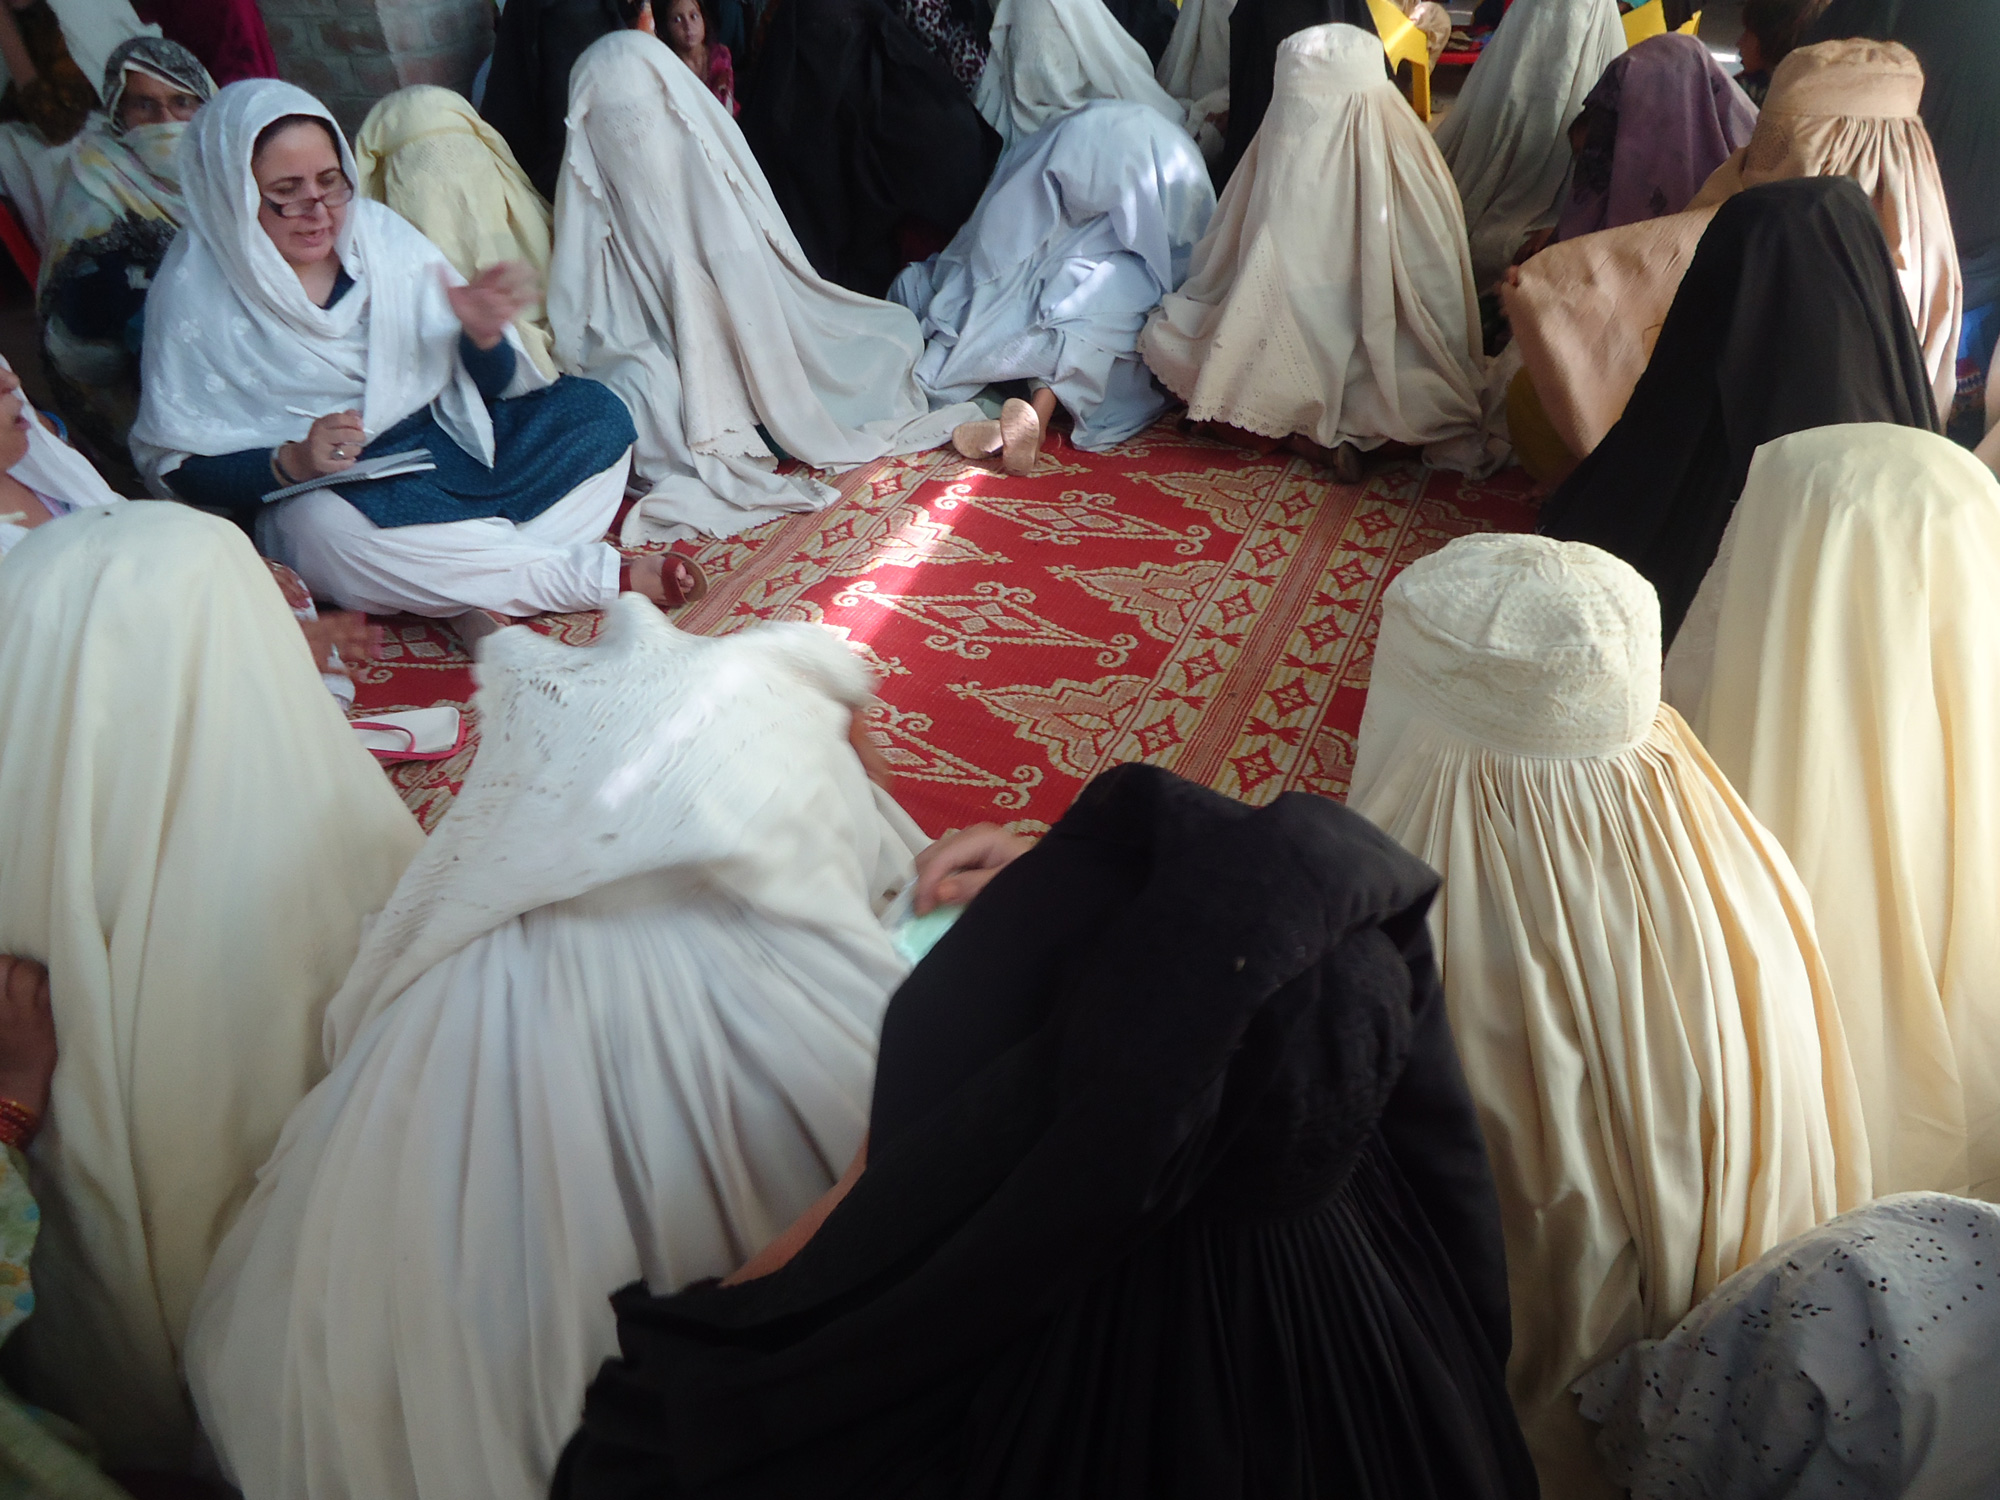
[1366,0,1429,117]
[1353,533,1870,1500]
[354,85,559,378]
[1666,424,2000,1203]
[1676,8,1699,33]
[0,505,423,1467]
[1621,0,1665,45]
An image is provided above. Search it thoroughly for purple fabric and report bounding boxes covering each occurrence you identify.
[1554,33,1758,242]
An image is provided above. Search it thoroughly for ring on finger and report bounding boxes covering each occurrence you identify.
[332,444,345,459]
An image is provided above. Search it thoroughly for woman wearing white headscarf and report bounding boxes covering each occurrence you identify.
[1665,424,2000,1203]
[889,100,1213,458]
[974,0,1187,149]
[129,79,695,621]
[355,84,559,379]
[1140,24,1493,476]
[1350,532,1871,1500]
[1432,0,1625,289]
[549,31,975,544]
[0,503,423,1469]
[188,597,929,1500]
[0,356,120,557]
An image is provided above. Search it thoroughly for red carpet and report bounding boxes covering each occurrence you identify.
[352,421,1540,836]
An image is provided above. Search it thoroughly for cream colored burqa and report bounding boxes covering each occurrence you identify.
[1430,0,1625,289]
[355,84,560,378]
[0,504,422,1467]
[1506,39,1961,460]
[1139,24,1493,472]
[1665,424,2000,1203]
[1350,532,1870,1500]
[975,0,1186,149]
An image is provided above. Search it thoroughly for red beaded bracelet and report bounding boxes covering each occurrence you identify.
[0,1098,40,1152]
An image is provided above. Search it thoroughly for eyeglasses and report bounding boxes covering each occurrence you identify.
[262,179,355,220]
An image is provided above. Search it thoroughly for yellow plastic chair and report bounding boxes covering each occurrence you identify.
[1621,0,1666,45]
[1677,9,1701,33]
[1366,0,1432,120]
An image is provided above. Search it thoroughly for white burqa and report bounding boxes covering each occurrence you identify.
[130,79,547,495]
[1431,0,1625,289]
[1578,1193,2000,1498]
[548,32,973,546]
[1155,0,1232,161]
[0,504,423,1468]
[889,100,1214,450]
[1665,425,2000,1203]
[1139,24,1494,472]
[1350,532,1872,1500]
[188,599,928,1500]
[974,0,1188,149]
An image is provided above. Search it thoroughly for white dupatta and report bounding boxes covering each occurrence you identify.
[130,79,543,495]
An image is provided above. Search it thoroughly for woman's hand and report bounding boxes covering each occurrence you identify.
[300,612,381,678]
[279,409,364,480]
[445,261,535,351]
[912,824,1034,914]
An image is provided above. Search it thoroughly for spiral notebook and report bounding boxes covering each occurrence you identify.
[261,449,437,504]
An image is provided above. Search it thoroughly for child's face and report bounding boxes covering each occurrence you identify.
[665,0,705,51]
[1739,30,1767,73]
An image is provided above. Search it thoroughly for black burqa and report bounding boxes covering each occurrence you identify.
[481,0,625,200]
[1219,0,1377,184]
[739,0,1000,297]
[1539,176,1939,644]
[1808,0,2000,306]
[551,764,1540,1500]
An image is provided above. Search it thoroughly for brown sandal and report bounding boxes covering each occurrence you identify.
[620,551,710,611]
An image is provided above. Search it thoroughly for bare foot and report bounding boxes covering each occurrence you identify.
[952,417,1003,463]
[998,397,1041,476]
[0,957,56,1125]
[626,552,704,608]
[1285,433,1364,483]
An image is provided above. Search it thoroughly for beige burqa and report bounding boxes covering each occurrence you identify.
[1506,38,1961,459]
[355,84,560,378]
[0,504,422,1466]
[1139,23,1493,472]
[1666,424,2000,1202]
[1350,532,1871,1500]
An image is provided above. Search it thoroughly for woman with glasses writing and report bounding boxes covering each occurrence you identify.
[130,79,705,629]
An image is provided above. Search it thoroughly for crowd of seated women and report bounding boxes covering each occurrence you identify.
[0,0,1995,1495]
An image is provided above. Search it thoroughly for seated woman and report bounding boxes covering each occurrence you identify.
[548,763,1539,1500]
[0,503,424,1470]
[1733,0,1825,103]
[974,0,1187,150]
[1508,39,1963,473]
[1537,177,1940,642]
[1807,0,2000,449]
[1551,33,1756,243]
[1580,1192,2000,1495]
[741,0,999,296]
[890,99,1214,470]
[551,33,976,543]
[0,357,120,555]
[1142,25,1494,480]
[187,596,931,1500]
[355,84,559,379]
[1215,0,1374,184]
[1664,424,2000,1203]
[0,0,100,248]
[129,80,702,621]
[1348,532,1871,1500]
[1431,0,1625,288]
[37,38,212,484]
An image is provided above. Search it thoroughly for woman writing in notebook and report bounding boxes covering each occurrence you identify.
[131,78,705,623]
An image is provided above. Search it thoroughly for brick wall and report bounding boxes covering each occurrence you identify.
[257,0,494,134]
